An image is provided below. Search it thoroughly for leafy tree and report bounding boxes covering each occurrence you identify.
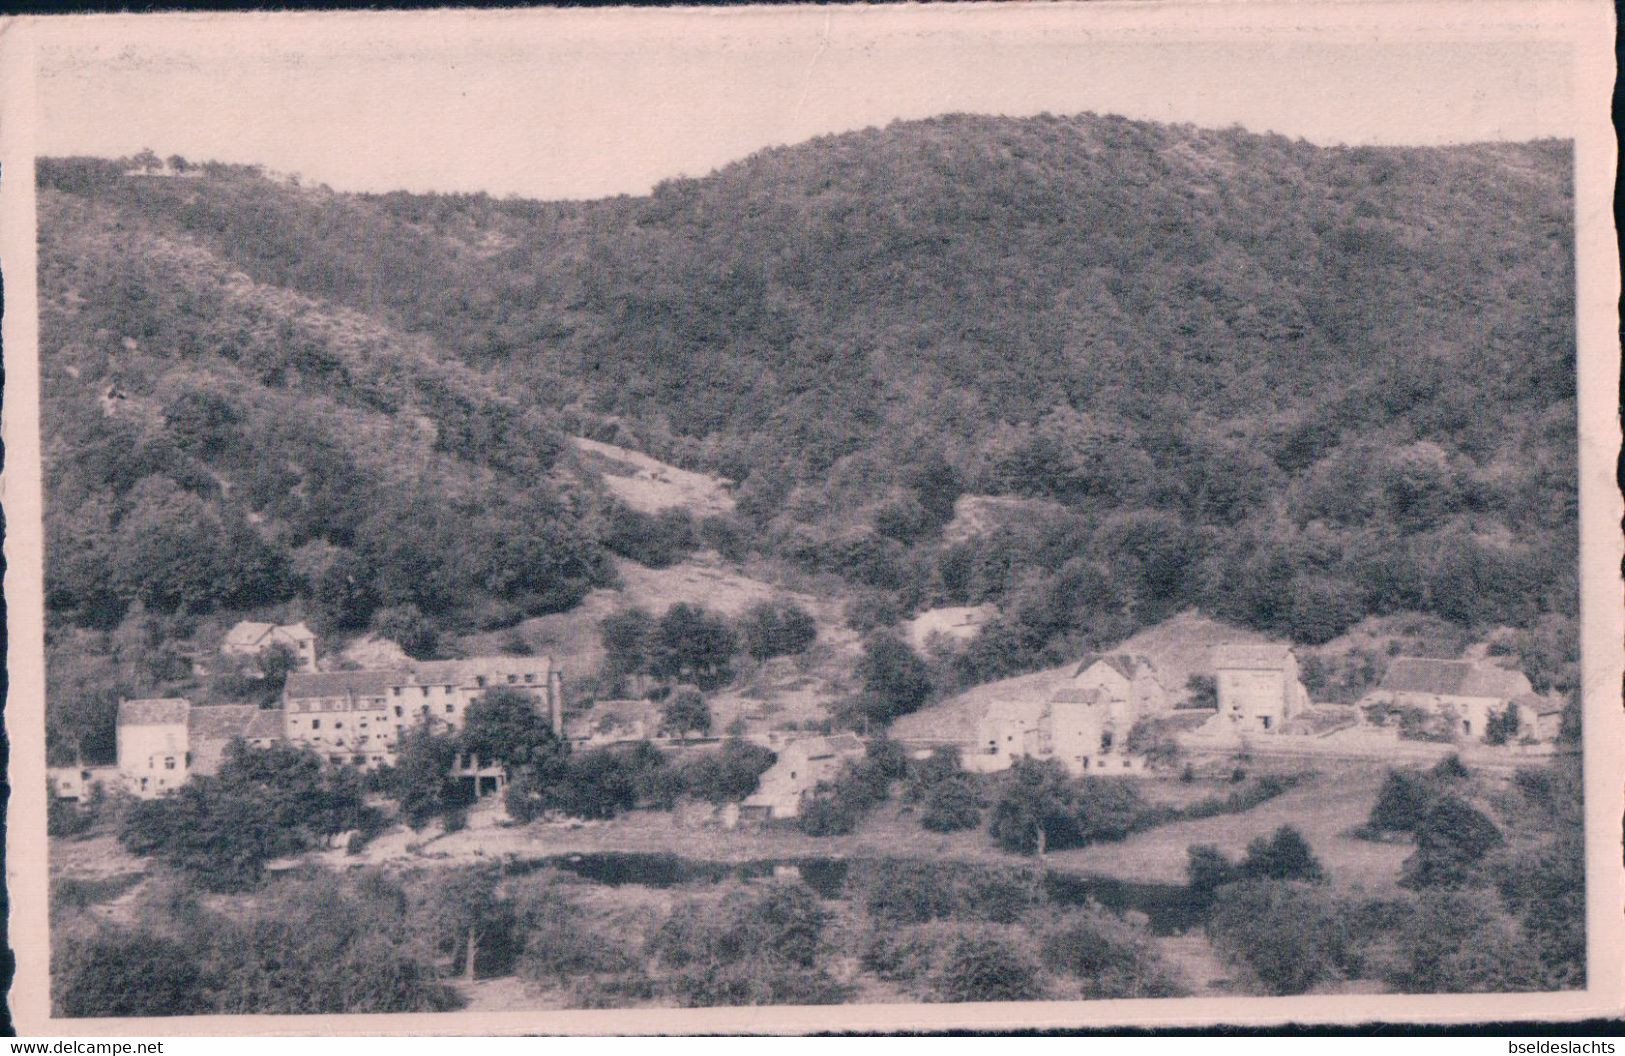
[989,758,1080,857]
[919,774,984,833]
[661,686,712,740]
[649,603,737,690]
[1206,880,1349,995]
[1484,701,1522,745]
[677,737,776,804]
[371,603,438,659]
[417,865,507,982]
[1239,826,1325,882]
[389,723,465,829]
[1185,844,1237,901]
[1365,769,1433,835]
[1401,795,1504,889]
[599,605,655,683]
[460,687,561,772]
[931,932,1045,1003]
[54,928,204,1017]
[119,740,364,890]
[852,633,934,726]
[739,600,819,661]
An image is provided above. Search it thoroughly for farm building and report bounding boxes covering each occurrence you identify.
[741,734,865,818]
[48,765,114,802]
[115,698,192,798]
[221,620,319,672]
[1211,644,1309,733]
[1361,658,1541,741]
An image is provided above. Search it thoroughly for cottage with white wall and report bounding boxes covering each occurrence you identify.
[221,620,319,672]
[116,698,192,797]
[1211,644,1309,733]
[1362,657,1539,741]
[741,734,865,818]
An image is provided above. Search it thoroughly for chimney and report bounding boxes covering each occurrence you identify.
[548,668,564,737]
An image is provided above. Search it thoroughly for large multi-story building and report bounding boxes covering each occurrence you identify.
[281,656,563,771]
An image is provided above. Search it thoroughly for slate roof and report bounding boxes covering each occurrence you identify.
[400,656,554,687]
[187,704,259,741]
[117,698,191,726]
[1211,644,1296,669]
[245,709,286,739]
[223,621,276,647]
[284,669,402,699]
[792,733,866,759]
[981,699,1051,725]
[1050,687,1105,706]
[1379,658,1531,699]
[1513,693,1567,716]
[1075,654,1155,681]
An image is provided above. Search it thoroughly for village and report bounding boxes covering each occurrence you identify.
[50,609,1569,824]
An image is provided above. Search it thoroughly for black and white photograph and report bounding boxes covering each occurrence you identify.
[3,0,1620,1034]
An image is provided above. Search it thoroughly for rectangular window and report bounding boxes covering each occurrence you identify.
[392,687,401,697]
[164,757,176,770]
[421,686,430,697]
[335,721,343,729]
[507,674,518,684]
[446,703,455,714]
[394,706,403,717]
[525,673,536,683]
[312,719,321,730]
[476,676,487,688]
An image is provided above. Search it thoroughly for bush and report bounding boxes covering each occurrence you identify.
[930,931,1045,1003]
[739,600,819,661]
[1401,795,1503,889]
[54,928,205,1017]
[1039,906,1187,999]
[1206,880,1351,995]
[860,859,1037,926]
[920,775,985,832]
[1238,826,1325,882]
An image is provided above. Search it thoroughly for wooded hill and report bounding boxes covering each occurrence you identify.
[38,113,1577,758]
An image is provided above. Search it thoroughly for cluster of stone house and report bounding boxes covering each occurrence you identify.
[945,643,1562,779]
[968,655,1172,777]
[111,655,562,798]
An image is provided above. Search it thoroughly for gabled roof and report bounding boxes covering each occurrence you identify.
[981,699,1050,724]
[789,733,866,759]
[285,669,402,699]
[245,709,286,739]
[223,621,276,647]
[1075,654,1155,681]
[400,656,554,687]
[1514,693,1567,716]
[1211,643,1296,669]
[223,620,315,648]
[1380,658,1531,699]
[118,698,191,726]
[187,704,259,741]
[1050,687,1105,706]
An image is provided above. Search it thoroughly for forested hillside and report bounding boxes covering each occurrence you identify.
[38,113,1576,759]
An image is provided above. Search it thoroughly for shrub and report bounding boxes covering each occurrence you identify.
[1239,826,1325,882]
[739,600,819,661]
[920,775,985,833]
[931,931,1045,1003]
[54,928,205,1017]
[1365,770,1432,835]
[1401,795,1503,889]
[861,926,943,982]
[1039,906,1187,999]
[1206,880,1351,995]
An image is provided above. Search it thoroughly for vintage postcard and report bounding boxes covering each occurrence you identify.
[2,0,1620,1036]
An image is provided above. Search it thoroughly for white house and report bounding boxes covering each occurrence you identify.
[1361,657,1540,741]
[741,734,865,818]
[221,620,319,672]
[116,698,192,797]
[1211,644,1309,733]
